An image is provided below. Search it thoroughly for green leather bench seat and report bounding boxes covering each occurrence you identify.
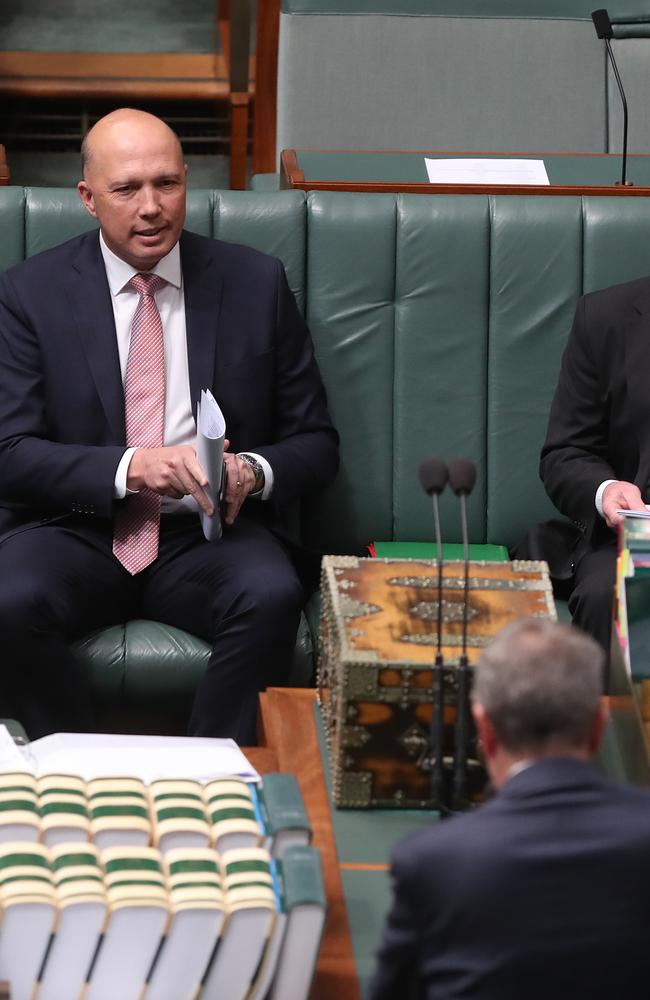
[3,186,650,728]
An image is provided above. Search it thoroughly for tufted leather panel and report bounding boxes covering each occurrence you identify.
[393,195,489,544]
[487,197,584,546]
[0,187,25,272]
[212,190,307,313]
[302,192,396,553]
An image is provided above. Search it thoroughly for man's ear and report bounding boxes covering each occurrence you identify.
[77,180,97,218]
[472,703,498,760]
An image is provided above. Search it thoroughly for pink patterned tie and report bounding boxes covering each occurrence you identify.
[113,272,166,575]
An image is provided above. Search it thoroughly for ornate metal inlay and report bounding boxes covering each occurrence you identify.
[397,722,430,758]
[388,575,548,591]
[338,594,382,619]
[400,632,487,648]
[410,599,479,624]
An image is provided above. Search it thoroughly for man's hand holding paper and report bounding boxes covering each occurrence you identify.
[126,444,213,514]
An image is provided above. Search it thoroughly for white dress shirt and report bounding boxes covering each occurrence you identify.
[100,233,272,511]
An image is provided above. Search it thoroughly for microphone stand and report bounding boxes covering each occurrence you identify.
[451,489,470,812]
[431,488,448,814]
[606,35,630,186]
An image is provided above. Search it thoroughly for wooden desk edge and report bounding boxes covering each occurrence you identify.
[281,148,650,196]
[257,687,361,1000]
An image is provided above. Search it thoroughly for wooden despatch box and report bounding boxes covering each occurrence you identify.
[317,556,555,809]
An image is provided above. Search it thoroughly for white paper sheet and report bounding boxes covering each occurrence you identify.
[196,388,226,541]
[616,508,650,519]
[424,157,550,186]
[0,732,260,784]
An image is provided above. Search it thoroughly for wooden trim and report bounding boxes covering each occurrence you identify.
[258,688,361,1000]
[0,145,9,186]
[280,148,304,187]
[229,92,251,190]
[281,149,650,196]
[252,0,280,175]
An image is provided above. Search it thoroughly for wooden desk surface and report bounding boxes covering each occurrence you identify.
[249,688,361,1000]
[281,148,650,197]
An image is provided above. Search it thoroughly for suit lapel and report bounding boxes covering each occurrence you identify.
[180,232,223,413]
[67,233,125,441]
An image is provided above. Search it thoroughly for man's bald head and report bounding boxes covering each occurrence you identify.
[81,108,183,178]
[77,108,187,271]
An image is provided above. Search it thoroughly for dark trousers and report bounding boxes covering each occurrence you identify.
[568,536,617,656]
[0,514,303,743]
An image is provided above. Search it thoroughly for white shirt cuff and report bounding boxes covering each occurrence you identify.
[595,479,617,518]
[114,447,138,499]
[240,452,274,500]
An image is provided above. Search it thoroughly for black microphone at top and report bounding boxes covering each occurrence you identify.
[591,9,632,187]
[418,456,448,811]
[448,458,476,812]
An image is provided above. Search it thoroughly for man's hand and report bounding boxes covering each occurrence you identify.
[222,440,256,525]
[127,445,214,515]
[602,480,646,529]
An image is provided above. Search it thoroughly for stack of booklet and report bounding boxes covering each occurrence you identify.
[0,769,326,1000]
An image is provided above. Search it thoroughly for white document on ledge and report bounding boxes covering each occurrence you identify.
[196,388,226,541]
[424,157,550,186]
[0,727,260,784]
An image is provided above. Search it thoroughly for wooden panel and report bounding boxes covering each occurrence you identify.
[259,688,361,1000]
[0,51,255,100]
[0,145,9,185]
[253,0,280,173]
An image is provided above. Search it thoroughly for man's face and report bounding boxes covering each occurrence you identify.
[78,117,187,271]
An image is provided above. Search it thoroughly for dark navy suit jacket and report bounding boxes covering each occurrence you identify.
[0,228,338,540]
[368,758,650,1000]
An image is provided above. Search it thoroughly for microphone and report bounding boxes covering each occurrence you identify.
[448,458,476,812]
[418,456,449,811]
[591,9,632,187]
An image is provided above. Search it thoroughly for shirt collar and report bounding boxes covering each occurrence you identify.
[99,231,182,295]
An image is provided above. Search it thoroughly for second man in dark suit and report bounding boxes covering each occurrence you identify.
[368,618,650,1000]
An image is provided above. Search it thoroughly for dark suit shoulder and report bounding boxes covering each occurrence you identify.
[2,229,99,285]
[581,273,650,318]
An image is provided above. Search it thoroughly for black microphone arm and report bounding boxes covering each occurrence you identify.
[592,9,631,187]
[448,458,476,812]
[418,456,449,810]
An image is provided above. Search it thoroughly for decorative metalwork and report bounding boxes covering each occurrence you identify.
[400,632,487,648]
[397,722,429,758]
[344,664,379,699]
[388,575,551,591]
[342,725,372,750]
[338,594,382,620]
[410,599,479,624]
[336,770,373,808]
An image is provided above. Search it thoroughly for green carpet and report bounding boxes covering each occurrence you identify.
[0,1,219,53]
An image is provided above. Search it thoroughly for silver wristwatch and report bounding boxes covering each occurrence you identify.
[239,453,265,494]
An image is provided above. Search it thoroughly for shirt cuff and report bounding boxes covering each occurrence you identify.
[114,447,138,499]
[239,452,274,500]
[595,479,617,518]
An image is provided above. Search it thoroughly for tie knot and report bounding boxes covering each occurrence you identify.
[130,272,166,298]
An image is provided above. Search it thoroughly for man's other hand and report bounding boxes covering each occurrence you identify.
[602,480,645,529]
[222,440,256,525]
[127,445,214,515]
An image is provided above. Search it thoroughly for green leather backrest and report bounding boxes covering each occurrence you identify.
[4,186,650,553]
